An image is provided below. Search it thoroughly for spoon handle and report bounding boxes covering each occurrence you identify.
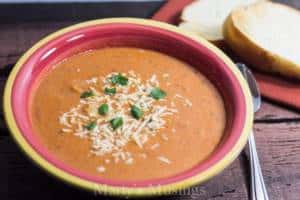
[248,130,269,200]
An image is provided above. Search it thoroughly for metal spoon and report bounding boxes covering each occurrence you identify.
[236,63,269,200]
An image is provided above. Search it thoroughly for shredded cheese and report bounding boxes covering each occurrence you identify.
[58,71,190,172]
[157,156,172,164]
[174,94,192,107]
[150,143,160,150]
[97,166,106,173]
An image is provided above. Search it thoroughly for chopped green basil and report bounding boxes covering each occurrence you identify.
[150,87,166,100]
[110,73,128,86]
[104,87,116,95]
[110,117,123,130]
[110,74,119,84]
[131,105,143,119]
[98,103,109,115]
[80,90,94,98]
[84,121,97,131]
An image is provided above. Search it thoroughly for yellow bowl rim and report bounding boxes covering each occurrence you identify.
[3,18,253,197]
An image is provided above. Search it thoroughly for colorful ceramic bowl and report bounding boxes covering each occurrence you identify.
[3,18,253,197]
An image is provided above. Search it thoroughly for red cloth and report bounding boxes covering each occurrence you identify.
[152,0,300,110]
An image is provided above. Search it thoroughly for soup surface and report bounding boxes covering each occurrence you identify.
[30,47,226,181]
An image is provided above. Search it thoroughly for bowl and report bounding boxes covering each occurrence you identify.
[3,18,253,197]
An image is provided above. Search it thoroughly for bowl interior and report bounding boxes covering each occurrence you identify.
[11,22,246,187]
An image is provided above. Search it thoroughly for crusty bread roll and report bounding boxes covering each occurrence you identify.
[223,1,300,79]
[179,0,263,44]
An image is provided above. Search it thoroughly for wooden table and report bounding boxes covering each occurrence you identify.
[1,1,300,199]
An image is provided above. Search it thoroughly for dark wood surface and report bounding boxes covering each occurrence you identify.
[0,1,164,22]
[1,1,300,199]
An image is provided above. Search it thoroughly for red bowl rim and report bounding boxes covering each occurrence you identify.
[3,18,253,197]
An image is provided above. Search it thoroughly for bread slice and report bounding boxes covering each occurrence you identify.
[179,0,263,44]
[223,1,300,79]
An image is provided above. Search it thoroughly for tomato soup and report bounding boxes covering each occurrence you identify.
[30,47,226,181]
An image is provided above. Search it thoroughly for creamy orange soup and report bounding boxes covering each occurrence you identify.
[30,47,226,181]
